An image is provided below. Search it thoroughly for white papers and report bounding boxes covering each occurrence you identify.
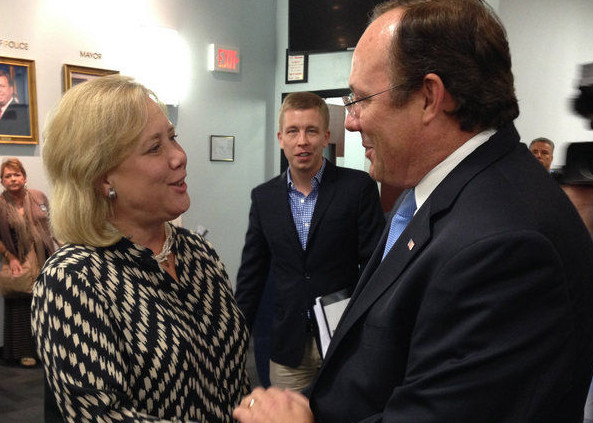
[314,289,351,358]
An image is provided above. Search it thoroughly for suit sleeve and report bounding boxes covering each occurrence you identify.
[235,189,272,331]
[366,231,577,422]
[355,177,385,274]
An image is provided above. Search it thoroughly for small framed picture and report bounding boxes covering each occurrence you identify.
[210,135,235,162]
[0,56,39,144]
[63,64,119,92]
[285,50,308,84]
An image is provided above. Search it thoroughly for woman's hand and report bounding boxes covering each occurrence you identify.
[8,255,22,276]
[233,387,314,423]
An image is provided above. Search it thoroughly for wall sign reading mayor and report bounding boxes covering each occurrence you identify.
[0,56,38,144]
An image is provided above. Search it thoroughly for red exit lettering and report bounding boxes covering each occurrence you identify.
[217,49,239,70]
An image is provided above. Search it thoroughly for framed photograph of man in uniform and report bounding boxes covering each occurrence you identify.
[0,56,38,144]
[63,64,119,92]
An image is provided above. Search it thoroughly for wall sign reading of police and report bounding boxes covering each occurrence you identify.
[0,40,29,50]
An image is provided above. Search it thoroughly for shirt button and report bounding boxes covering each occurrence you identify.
[305,223,309,227]
[300,199,305,203]
[304,273,311,280]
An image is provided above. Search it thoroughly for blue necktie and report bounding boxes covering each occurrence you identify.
[382,189,416,260]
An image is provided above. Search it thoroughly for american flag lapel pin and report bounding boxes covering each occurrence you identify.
[407,238,415,250]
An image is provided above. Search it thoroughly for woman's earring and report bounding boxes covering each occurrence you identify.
[108,187,117,200]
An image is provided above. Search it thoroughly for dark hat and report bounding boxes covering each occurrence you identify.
[554,142,593,186]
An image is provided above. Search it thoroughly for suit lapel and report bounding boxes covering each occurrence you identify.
[319,123,522,366]
[347,190,409,304]
[272,172,305,255]
[306,162,338,247]
[321,201,432,362]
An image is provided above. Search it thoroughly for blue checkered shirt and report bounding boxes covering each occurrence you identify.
[287,159,327,250]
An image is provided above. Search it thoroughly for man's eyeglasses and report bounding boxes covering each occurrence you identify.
[342,85,402,117]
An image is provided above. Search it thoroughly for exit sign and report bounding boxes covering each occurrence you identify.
[208,44,240,74]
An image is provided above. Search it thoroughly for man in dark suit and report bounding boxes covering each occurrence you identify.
[0,71,30,136]
[234,1,593,422]
[235,92,384,391]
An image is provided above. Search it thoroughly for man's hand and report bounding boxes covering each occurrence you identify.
[233,387,314,423]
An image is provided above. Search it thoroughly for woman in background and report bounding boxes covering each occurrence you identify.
[0,157,55,367]
[33,75,250,422]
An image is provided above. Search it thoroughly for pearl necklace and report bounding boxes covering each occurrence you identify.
[153,223,174,264]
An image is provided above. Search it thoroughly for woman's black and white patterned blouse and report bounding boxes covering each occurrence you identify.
[32,225,250,423]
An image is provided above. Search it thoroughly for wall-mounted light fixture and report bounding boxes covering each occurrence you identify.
[131,26,191,106]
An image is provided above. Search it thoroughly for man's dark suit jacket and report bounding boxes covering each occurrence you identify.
[0,102,30,136]
[235,161,385,368]
[309,124,593,422]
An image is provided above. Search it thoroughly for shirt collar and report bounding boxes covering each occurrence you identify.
[414,128,496,212]
[287,158,327,189]
[0,97,14,114]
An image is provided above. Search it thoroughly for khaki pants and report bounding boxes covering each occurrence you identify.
[269,334,322,392]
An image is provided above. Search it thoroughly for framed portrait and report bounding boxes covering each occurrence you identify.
[63,64,119,92]
[210,135,235,162]
[0,56,38,144]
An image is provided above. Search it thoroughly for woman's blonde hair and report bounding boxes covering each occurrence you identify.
[43,74,162,246]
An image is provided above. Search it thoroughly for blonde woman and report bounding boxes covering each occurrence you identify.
[34,75,250,422]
